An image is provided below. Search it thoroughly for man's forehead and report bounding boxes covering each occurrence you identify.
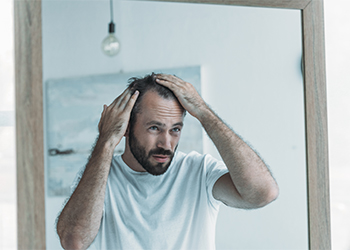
[138,111,185,127]
[135,95,184,126]
[139,91,184,114]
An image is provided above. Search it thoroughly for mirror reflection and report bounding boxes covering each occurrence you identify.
[42,1,307,249]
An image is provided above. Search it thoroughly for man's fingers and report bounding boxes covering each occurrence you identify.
[155,74,185,90]
[155,77,187,95]
[124,90,139,112]
[155,75,177,89]
[105,87,136,117]
[119,89,135,109]
[155,78,171,87]
[156,74,183,82]
[109,87,131,107]
[156,73,176,79]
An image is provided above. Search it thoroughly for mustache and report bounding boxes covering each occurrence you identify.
[148,148,173,156]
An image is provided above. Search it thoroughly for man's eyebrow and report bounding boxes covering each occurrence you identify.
[173,122,184,127]
[145,121,184,127]
[145,121,165,127]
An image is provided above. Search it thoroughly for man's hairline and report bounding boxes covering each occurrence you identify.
[132,89,186,116]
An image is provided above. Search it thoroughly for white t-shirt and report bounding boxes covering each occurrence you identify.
[85,151,228,250]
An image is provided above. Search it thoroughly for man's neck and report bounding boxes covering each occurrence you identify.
[122,144,146,172]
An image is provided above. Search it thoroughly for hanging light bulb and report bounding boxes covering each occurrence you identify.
[102,22,120,56]
[101,0,120,56]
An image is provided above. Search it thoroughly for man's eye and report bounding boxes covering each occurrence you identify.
[172,127,181,132]
[150,126,158,131]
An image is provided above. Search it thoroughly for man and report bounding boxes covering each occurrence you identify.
[57,73,279,250]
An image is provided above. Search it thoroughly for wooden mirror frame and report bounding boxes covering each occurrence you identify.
[14,0,330,249]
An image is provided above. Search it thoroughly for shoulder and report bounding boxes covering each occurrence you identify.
[110,154,122,169]
[173,150,204,164]
[109,154,131,178]
[173,151,223,169]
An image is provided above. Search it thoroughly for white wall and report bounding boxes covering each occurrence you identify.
[43,1,307,249]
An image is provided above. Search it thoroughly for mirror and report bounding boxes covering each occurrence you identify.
[15,0,330,249]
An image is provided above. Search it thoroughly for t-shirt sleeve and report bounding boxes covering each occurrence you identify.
[204,154,229,209]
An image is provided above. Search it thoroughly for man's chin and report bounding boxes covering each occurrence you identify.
[144,161,171,176]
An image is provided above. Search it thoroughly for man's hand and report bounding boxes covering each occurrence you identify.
[98,87,139,148]
[155,74,207,119]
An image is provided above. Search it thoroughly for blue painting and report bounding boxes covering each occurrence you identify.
[46,66,202,196]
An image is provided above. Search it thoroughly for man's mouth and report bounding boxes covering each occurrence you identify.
[152,154,169,163]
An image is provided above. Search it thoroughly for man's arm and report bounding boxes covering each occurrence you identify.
[155,74,279,209]
[56,88,139,250]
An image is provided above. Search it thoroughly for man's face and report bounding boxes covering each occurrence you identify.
[128,91,184,176]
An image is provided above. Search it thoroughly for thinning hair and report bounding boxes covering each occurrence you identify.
[127,73,185,126]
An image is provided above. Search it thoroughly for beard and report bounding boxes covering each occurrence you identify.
[128,128,177,176]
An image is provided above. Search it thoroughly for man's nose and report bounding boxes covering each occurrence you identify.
[157,132,172,150]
